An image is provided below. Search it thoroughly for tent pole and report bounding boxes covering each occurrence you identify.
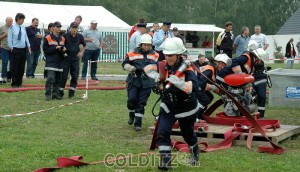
[212,32,215,56]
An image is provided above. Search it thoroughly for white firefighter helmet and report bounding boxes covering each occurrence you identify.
[214,54,232,66]
[139,34,152,45]
[247,40,259,51]
[161,37,187,55]
[252,48,268,61]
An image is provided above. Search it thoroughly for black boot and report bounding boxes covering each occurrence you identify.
[134,116,142,131]
[158,151,171,171]
[128,112,135,125]
[189,143,200,166]
[68,90,75,98]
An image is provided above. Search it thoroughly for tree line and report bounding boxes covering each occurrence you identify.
[4,0,300,35]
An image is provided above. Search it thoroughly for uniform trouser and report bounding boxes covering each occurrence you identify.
[286,57,294,69]
[11,48,26,87]
[26,50,40,77]
[45,70,62,96]
[127,84,152,118]
[196,89,213,119]
[82,49,100,77]
[253,79,267,118]
[156,50,165,62]
[60,56,79,92]
[0,48,11,78]
[157,108,198,149]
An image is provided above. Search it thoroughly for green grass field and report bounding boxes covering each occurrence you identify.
[0,62,300,172]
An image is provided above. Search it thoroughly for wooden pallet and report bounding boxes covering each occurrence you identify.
[148,124,300,146]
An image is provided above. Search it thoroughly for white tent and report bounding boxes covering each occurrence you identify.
[146,23,223,32]
[0,1,131,32]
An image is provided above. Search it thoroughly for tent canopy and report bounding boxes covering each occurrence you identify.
[146,23,224,32]
[0,1,131,32]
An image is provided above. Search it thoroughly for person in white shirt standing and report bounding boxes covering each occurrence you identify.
[250,25,269,50]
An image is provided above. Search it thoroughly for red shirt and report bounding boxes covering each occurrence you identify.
[129,25,138,39]
[202,40,212,48]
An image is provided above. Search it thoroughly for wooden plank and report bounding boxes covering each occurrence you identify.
[148,124,300,145]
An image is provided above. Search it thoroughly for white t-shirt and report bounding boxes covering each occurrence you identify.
[250,33,268,49]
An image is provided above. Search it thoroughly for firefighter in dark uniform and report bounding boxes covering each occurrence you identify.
[217,47,268,118]
[59,22,86,98]
[122,33,159,131]
[43,21,66,100]
[147,37,201,170]
[196,54,232,119]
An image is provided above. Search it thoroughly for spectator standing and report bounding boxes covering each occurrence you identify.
[67,15,84,34]
[7,13,31,88]
[0,17,13,82]
[153,21,174,61]
[296,38,300,56]
[285,38,296,69]
[81,20,102,80]
[233,26,250,56]
[128,18,145,41]
[43,21,65,100]
[25,18,42,78]
[172,27,184,43]
[216,21,234,58]
[59,22,86,98]
[250,25,269,50]
[149,23,160,37]
[190,31,200,48]
[201,36,212,48]
[129,23,147,50]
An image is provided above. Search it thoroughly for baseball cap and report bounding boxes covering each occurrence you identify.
[53,21,62,27]
[91,20,98,24]
[70,22,78,28]
[137,23,147,28]
[172,27,178,31]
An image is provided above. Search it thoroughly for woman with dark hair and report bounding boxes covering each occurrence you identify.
[285,38,296,69]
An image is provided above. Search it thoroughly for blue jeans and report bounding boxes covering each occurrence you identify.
[1,48,11,78]
[81,49,100,77]
[286,56,294,69]
[26,50,41,77]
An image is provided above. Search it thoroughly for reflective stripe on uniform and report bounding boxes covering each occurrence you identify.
[174,102,201,118]
[183,81,192,94]
[70,87,76,91]
[257,106,265,110]
[44,67,63,72]
[216,75,225,82]
[144,64,157,73]
[59,87,64,91]
[244,64,251,74]
[147,54,159,61]
[160,103,170,113]
[129,55,144,61]
[135,113,144,117]
[128,109,135,113]
[253,79,267,86]
[159,145,171,151]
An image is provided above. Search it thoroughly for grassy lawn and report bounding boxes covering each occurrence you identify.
[0,62,299,171]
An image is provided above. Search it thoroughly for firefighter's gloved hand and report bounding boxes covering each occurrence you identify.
[147,71,160,82]
[124,64,136,72]
[166,75,186,91]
